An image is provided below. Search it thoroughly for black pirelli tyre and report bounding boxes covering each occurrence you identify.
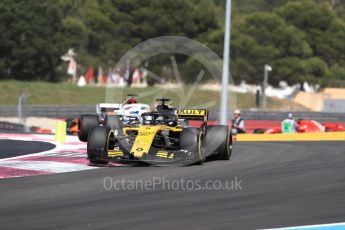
[104,115,123,135]
[87,126,114,164]
[78,114,99,142]
[179,127,203,163]
[204,125,232,160]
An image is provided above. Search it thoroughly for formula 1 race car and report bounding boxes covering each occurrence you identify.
[86,98,232,166]
[78,94,150,141]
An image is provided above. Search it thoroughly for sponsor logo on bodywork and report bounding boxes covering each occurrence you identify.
[177,109,206,116]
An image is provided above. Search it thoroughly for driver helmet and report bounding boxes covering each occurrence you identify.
[127,98,137,104]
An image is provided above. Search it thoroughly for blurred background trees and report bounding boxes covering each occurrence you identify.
[0,0,345,85]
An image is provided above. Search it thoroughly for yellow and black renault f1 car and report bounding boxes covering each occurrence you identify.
[86,98,232,166]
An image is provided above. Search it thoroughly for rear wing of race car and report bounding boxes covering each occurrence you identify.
[177,109,208,122]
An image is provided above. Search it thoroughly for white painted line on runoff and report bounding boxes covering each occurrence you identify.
[0,160,95,173]
[264,222,345,230]
[0,133,99,178]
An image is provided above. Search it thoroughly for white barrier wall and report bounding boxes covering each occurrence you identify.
[323,99,345,113]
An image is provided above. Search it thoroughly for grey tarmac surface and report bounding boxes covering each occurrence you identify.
[0,141,344,230]
[0,139,55,159]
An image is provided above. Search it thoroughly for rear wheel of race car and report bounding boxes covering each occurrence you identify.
[179,127,203,163]
[204,125,232,160]
[78,114,99,142]
[104,115,123,135]
[87,126,114,164]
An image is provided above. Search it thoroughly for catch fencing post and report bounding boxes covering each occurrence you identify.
[18,93,30,132]
[220,0,232,125]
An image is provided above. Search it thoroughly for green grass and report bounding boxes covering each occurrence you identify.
[0,80,306,110]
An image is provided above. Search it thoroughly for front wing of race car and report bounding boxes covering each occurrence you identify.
[106,148,200,166]
[106,124,202,166]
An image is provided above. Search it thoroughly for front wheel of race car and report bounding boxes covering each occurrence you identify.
[179,127,203,163]
[78,114,99,142]
[87,126,114,164]
[204,125,232,160]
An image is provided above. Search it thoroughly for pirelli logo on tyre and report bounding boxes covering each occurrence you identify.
[177,109,206,116]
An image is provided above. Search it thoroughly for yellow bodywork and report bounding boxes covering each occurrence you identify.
[156,151,174,159]
[108,150,124,157]
[123,125,183,158]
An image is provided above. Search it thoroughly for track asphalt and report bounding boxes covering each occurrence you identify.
[0,139,55,159]
[0,141,344,229]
